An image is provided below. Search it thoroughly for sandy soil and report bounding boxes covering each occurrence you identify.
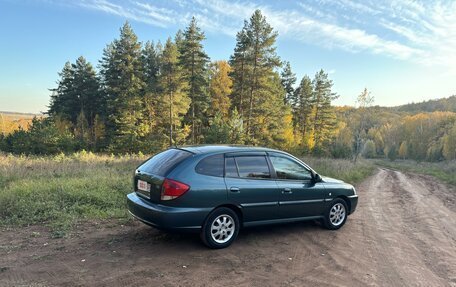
[1,168,455,287]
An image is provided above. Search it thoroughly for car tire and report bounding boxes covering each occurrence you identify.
[323,198,348,230]
[200,207,240,249]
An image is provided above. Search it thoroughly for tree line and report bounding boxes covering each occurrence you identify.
[0,10,339,155]
[1,9,455,161]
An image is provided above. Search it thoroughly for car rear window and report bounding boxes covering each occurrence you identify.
[235,156,271,179]
[195,154,224,177]
[138,149,192,176]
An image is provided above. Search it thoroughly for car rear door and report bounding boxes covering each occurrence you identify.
[268,152,326,218]
[224,152,280,223]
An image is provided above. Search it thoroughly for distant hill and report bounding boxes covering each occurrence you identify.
[0,111,43,134]
[394,95,456,113]
[0,111,42,119]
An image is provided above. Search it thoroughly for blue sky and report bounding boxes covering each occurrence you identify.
[0,0,455,113]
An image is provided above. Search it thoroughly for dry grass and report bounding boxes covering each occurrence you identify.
[0,151,146,236]
[302,157,375,184]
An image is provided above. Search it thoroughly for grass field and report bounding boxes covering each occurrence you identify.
[0,152,374,237]
[376,159,456,186]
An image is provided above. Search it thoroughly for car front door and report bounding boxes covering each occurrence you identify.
[224,152,280,223]
[269,153,326,219]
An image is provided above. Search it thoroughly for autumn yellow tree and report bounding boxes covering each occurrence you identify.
[209,61,232,120]
[398,141,408,159]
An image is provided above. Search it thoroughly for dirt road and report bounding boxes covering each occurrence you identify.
[1,168,455,286]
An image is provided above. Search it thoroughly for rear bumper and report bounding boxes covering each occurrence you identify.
[347,195,358,215]
[127,192,211,231]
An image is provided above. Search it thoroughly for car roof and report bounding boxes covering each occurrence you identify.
[178,145,281,155]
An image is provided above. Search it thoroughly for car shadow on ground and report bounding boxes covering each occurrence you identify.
[109,219,325,252]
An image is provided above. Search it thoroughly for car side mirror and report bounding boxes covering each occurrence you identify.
[314,173,322,183]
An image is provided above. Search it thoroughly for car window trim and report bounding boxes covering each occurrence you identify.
[223,154,239,178]
[224,153,275,180]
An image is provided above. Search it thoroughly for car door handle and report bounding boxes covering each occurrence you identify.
[230,187,240,193]
[282,188,292,194]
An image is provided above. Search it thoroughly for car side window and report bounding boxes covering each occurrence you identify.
[270,155,312,180]
[235,156,271,179]
[195,154,224,177]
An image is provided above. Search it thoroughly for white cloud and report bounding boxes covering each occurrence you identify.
[71,0,456,73]
[78,0,177,27]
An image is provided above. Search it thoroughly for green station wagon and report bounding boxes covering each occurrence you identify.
[127,145,358,248]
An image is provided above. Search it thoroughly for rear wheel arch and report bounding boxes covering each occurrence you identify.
[214,204,243,227]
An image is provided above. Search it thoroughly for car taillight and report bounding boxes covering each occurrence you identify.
[161,178,190,200]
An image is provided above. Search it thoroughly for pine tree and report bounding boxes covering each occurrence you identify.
[174,29,185,52]
[280,61,297,105]
[209,61,232,120]
[244,10,281,138]
[228,108,245,144]
[230,10,286,144]
[293,75,314,146]
[311,69,338,152]
[48,62,76,120]
[48,57,105,149]
[251,73,292,147]
[179,17,210,144]
[142,41,160,92]
[157,38,190,147]
[100,22,148,153]
[142,41,161,133]
[230,21,250,118]
[72,57,106,130]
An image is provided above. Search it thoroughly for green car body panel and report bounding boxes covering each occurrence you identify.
[127,145,358,232]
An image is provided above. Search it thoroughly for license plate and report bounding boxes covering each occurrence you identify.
[137,180,151,192]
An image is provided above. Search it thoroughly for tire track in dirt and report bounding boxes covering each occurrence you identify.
[1,168,455,286]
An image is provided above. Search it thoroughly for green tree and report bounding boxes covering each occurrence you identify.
[157,38,190,146]
[142,41,161,136]
[100,22,148,152]
[228,108,245,144]
[230,10,288,145]
[205,112,230,144]
[179,17,210,144]
[362,139,376,158]
[293,75,314,148]
[205,109,245,144]
[311,69,339,152]
[443,123,456,160]
[48,62,76,120]
[229,21,250,118]
[244,10,281,138]
[48,57,105,149]
[280,61,297,105]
